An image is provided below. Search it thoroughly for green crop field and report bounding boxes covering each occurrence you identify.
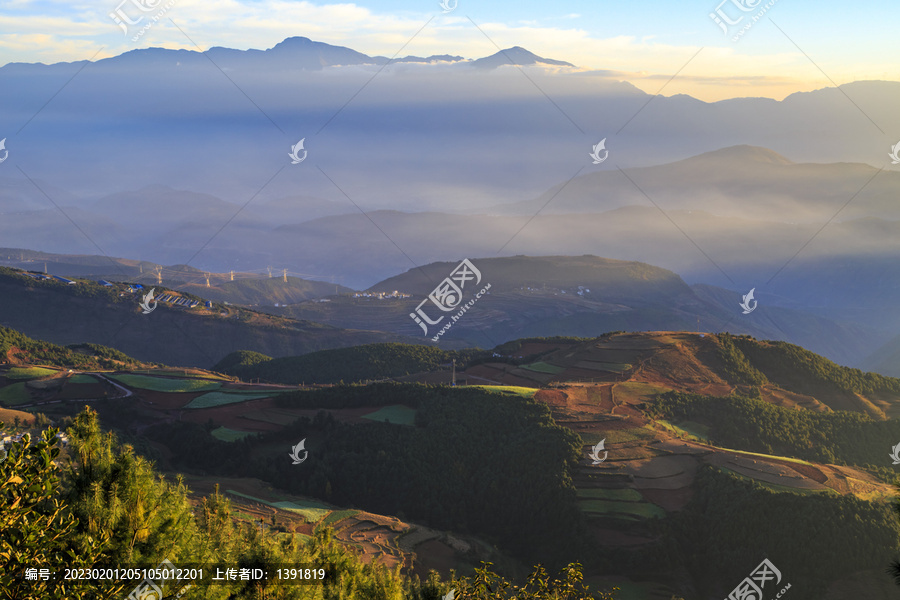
[361,405,417,426]
[211,426,254,442]
[582,427,656,447]
[185,391,273,409]
[578,499,666,519]
[613,382,671,403]
[657,419,710,441]
[68,374,99,384]
[110,373,223,393]
[6,367,59,380]
[316,509,360,532]
[521,362,565,374]
[0,383,33,406]
[576,488,643,502]
[226,490,332,522]
[576,361,632,373]
[718,468,835,495]
[472,385,538,398]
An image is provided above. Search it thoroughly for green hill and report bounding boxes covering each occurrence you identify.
[0,325,145,371]
[0,267,412,368]
[215,343,486,384]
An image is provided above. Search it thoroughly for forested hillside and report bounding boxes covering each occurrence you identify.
[215,344,488,384]
[0,408,615,599]
[147,383,589,565]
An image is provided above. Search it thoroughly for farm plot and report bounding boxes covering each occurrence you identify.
[110,373,222,393]
[578,499,666,520]
[185,391,274,409]
[211,426,254,442]
[226,490,332,522]
[5,367,59,380]
[0,383,34,406]
[521,362,565,374]
[361,405,417,426]
[471,385,538,398]
[577,488,643,502]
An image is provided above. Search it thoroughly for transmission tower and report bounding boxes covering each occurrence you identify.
[155,266,162,285]
[283,269,287,282]
[205,273,211,287]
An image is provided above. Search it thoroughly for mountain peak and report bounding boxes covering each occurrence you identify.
[471,46,575,69]
[682,145,794,167]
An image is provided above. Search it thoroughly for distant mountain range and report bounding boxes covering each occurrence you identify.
[1,36,569,73]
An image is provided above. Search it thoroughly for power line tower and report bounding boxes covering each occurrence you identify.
[267,267,272,278]
[155,266,162,285]
[283,269,287,282]
[451,359,456,387]
[230,270,234,281]
[205,273,211,287]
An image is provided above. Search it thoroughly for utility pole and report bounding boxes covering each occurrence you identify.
[451,359,456,387]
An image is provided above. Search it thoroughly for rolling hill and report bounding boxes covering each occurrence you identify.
[4,325,900,598]
[0,267,412,368]
[275,255,875,367]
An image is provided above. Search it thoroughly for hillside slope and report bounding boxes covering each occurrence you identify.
[0,267,411,368]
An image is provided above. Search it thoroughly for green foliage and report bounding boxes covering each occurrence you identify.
[213,349,272,373]
[715,334,767,386]
[667,466,900,599]
[729,334,900,396]
[0,424,122,599]
[215,343,488,385]
[0,325,142,371]
[64,408,197,565]
[648,391,900,468]
[450,561,617,600]
[151,384,589,564]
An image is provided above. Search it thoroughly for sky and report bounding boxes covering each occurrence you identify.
[0,0,897,102]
